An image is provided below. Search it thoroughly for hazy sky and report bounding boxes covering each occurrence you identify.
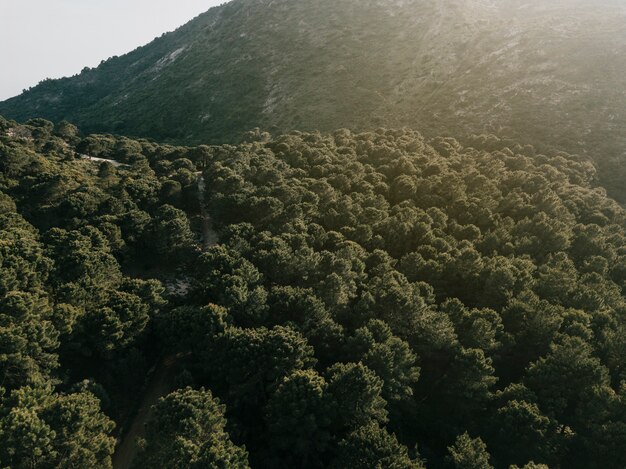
[0,0,227,100]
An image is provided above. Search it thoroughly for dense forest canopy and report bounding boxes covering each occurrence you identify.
[0,116,625,468]
[1,0,625,201]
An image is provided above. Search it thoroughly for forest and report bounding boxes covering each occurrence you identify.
[1,115,625,468]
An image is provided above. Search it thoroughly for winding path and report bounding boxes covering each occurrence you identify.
[81,156,218,468]
[111,356,180,469]
[197,172,219,249]
[110,171,217,469]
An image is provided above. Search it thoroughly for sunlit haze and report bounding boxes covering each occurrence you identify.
[0,0,226,100]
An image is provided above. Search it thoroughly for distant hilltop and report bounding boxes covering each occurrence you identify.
[1,0,625,200]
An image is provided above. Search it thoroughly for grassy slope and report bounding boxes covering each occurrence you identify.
[1,0,625,198]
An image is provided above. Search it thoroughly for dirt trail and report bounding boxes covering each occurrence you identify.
[197,172,219,248]
[112,356,179,469]
[112,172,217,468]
[80,154,124,167]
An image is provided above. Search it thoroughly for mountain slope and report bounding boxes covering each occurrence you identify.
[1,0,626,198]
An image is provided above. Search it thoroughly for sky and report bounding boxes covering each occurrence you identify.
[0,0,227,101]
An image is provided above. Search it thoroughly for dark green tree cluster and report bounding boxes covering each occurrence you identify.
[134,387,249,469]
[0,117,210,467]
[2,117,625,467]
[153,128,624,467]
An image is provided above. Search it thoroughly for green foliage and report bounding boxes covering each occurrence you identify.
[0,292,58,390]
[265,369,332,466]
[326,362,388,430]
[331,422,423,469]
[0,119,198,466]
[201,326,316,405]
[191,245,267,325]
[149,204,195,258]
[446,432,493,469]
[489,399,562,467]
[158,303,229,354]
[524,336,610,427]
[509,464,549,469]
[1,119,625,467]
[348,320,420,404]
[0,385,115,469]
[135,387,249,469]
[191,128,625,466]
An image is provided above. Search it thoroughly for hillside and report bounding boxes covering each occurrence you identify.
[1,0,625,200]
[1,115,626,467]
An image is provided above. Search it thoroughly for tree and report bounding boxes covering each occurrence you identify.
[266,286,344,367]
[524,336,610,428]
[72,290,150,356]
[54,120,79,143]
[149,204,195,259]
[499,293,564,381]
[159,179,183,206]
[0,403,57,468]
[158,303,229,354]
[326,362,388,433]
[509,463,549,469]
[446,432,493,469]
[192,245,267,326]
[0,292,59,390]
[440,298,503,353]
[356,267,431,336]
[265,369,332,467]
[201,326,316,409]
[45,227,122,306]
[423,347,497,428]
[44,390,116,468]
[189,145,213,169]
[25,118,54,142]
[0,386,115,469]
[348,320,420,405]
[135,387,249,469]
[0,214,52,296]
[0,192,17,214]
[490,400,562,467]
[331,422,423,469]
